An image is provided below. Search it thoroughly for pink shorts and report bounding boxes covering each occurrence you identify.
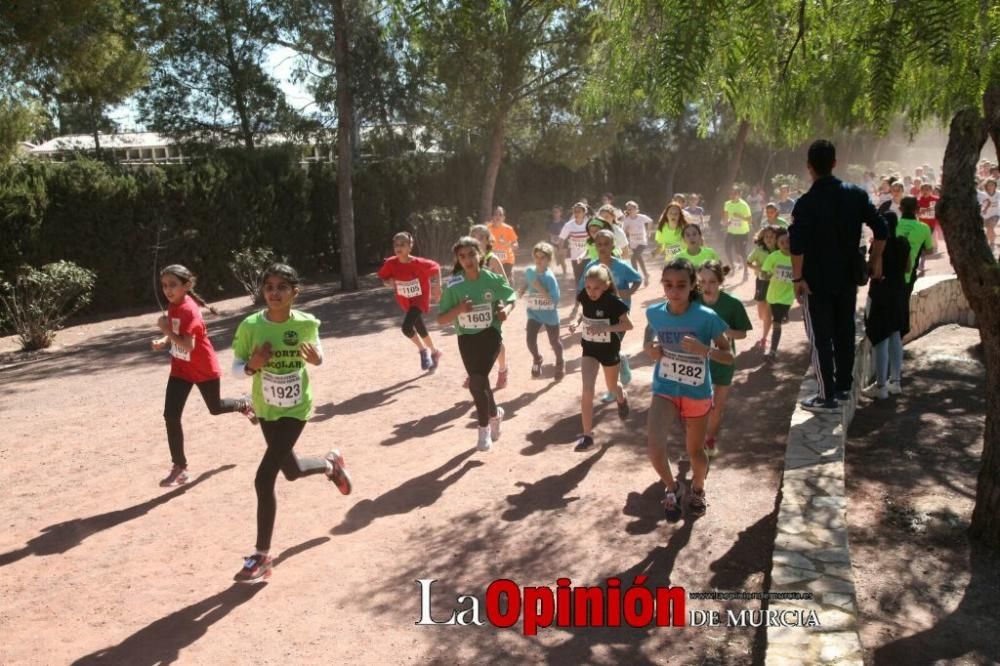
[661,394,713,419]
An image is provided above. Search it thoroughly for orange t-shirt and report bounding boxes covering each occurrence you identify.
[489,223,519,265]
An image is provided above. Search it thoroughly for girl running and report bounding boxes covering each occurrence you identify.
[488,206,519,284]
[580,229,643,386]
[377,232,443,371]
[746,225,779,349]
[469,224,511,389]
[519,242,564,380]
[153,264,255,487]
[654,203,686,260]
[231,263,352,583]
[762,202,789,228]
[697,261,752,458]
[644,259,731,520]
[569,264,633,452]
[760,228,795,360]
[675,223,721,268]
[622,200,653,285]
[559,202,593,320]
[437,237,516,452]
[979,178,998,253]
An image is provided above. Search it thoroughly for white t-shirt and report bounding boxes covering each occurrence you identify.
[559,220,591,260]
[621,214,652,249]
[979,190,1000,219]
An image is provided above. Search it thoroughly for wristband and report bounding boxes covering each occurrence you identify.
[244,365,258,376]
[792,277,803,283]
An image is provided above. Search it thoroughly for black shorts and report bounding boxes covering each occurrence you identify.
[754,278,769,302]
[770,302,791,323]
[582,337,622,367]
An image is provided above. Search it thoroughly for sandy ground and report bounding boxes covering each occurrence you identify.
[847,324,999,666]
[0,239,955,665]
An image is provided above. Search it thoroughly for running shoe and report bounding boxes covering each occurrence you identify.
[159,465,189,487]
[324,449,352,495]
[764,350,777,360]
[862,383,888,400]
[663,482,683,523]
[620,354,632,385]
[886,381,902,395]
[490,406,504,441]
[477,426,493,452]
[531,359,542,377]
[430,349,443,370]
[704,436,718,459]
[234,553,272,583]
[617,392,630,420]
[237,396,258,425]
[834,390,851,402]
[420,349,432,371]
[756,337,768,350]
[688,487,707,517]
[574,434,594,452]
[462,375,470,389]
[800,395,840,413]
[554,361,565,381]
[600,391,616,403]
[495,368,509,390]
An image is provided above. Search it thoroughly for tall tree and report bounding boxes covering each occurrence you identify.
[412,0,594,223]
[137,0,299,149]
[594,0,1000,548]
[0,0,148,150]
[273,0,416,290]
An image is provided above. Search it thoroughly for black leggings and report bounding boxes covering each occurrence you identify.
[255,417,329,551]
[402,306,428,338]
[457,327,502,426]
[526,319,563,364]
[163,376,241,467]
[770,303,791,353]
[725,233,749,268]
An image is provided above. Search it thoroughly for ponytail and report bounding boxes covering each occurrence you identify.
[188,289,219,315]
[160,264,218,315]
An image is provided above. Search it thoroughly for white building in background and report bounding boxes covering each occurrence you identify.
[28,132,185,165]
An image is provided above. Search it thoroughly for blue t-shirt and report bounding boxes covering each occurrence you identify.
[524,266,560,326]
[644,301,728,400]
[578,258,643,308]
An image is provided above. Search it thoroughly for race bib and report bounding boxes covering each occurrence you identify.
[657,349,707,387]
[493,249,509,262]
[261,371,303,408]
[528,294,555,311]
[569,237,587,256]
[628,232,645,246]
[664,243,682,258]
[169,318,191,361]
[775,265,794,282]
[458,303,493,330]
[728,219,746,232]
[581,317,611,343]
[396,279,422,299]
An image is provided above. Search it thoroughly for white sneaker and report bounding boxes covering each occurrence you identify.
[489,407,504,441]
[477,426,492,452]
[886,381,902,395]
[862,383,888,400]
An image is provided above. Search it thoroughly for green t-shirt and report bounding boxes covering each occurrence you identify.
[439,269,516,335]
[724,199,752,235]
[584,242,621,261]
[655,225,685,258]
[700,290,753,385]
[896,217,934,283]
[233,310,321,422]
[675,246,720,268]
[762,250,794,305]
[747,246,770,270]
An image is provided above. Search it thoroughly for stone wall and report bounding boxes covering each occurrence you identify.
[765,276,975,665]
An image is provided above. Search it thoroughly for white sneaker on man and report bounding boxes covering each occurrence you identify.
[862,383,888,400]
[886,381,902,395]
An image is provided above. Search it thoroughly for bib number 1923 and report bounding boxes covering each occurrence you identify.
[262,371,303,407]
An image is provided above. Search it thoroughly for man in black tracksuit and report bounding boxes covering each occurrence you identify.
[790,140,889,412]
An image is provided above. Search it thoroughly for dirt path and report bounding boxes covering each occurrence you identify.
[0,245,954,665]
[846,324,999,666]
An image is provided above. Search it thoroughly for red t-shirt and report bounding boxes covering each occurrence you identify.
[917,194,939,230]
[377,256,440,313]
[167,295,221,383]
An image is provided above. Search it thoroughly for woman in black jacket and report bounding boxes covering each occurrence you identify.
[863,212,911,400]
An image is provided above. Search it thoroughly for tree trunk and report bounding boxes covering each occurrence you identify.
[936,105,1000,549]
[218,0,255,150]
[479,111,507,224]
[663,153,682,203]
[332,0,358,290]
[710,118,750,229]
